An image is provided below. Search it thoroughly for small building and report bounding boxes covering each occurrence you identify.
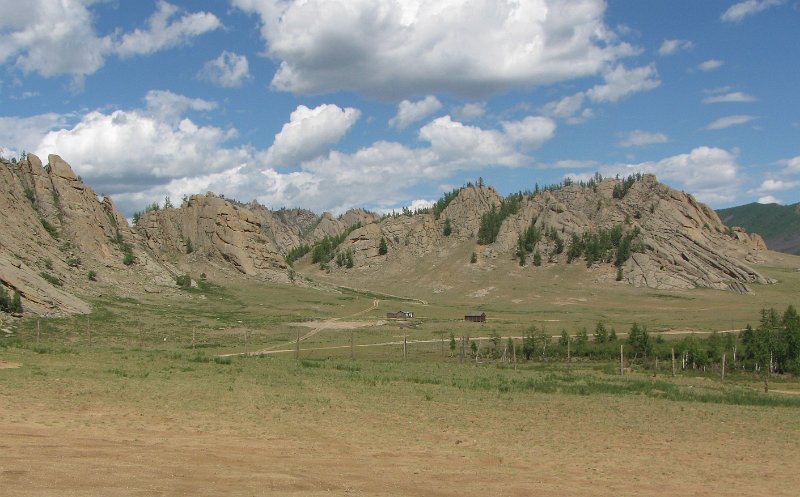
[464,311,486,322]
[387,310,413,319]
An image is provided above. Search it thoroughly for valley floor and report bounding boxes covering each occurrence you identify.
[1,349,799,497]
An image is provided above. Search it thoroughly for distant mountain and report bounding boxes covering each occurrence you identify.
[717,203,800,255]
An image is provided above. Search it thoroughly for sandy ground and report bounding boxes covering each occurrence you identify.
[2,379,799,497]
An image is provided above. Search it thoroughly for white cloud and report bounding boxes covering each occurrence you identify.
[500,116,557,149]
[757,178,800,192]
[114,1,221,58]
[0,0,112,77]
[703,91,757,104]
[601,146,741,205]
[618,130,668,148]
[198,51,251,88]
[782,156,800,173]
[389,96,442,130]
[586,64,661,103]
[0,1,220,79]
[0,113,67,156]
[143,90,217,124]
[542,93,586,119]
[721,0,784,22]
[757,195,781,204]
[658,39,694,56]
[698,59,724,72]
[261,104,361,168]
[232,0,636,98]
[452,102,486,122]
[705,115,756,130]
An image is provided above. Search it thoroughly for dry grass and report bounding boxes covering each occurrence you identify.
[1,250,800,495]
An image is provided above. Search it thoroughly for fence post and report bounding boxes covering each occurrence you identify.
[721,352,726,382]
[671,347,676,376]
[619,344,624,376]
[37,319,40,346]
[403,334,407,361]
[351,331,355,360]
[295,329,300,360]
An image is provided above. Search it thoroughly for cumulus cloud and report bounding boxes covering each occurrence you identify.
[143,90,217,124]
[198,51,251,88]
[500,116,557,149]
[261,104,361,168]
[781,156,800,173]
[542,93,587,119]
[452,102,487,122]
[705,115,756,130]
[598,147,741,205]
[721,0,784,22]
[698,59,724,72]
[757,195,781,204]
[658,39,694,56]
[618,130,668,148]
[389,96,442,130]
[586,64,661,103]
[0,113,67,157]
[232,0,636,98]
[0,1,219,79]
[703,91,757,104]
[114,1,221,58]
[757,178,800,192]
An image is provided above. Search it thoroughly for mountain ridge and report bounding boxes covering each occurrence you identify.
[0,153,780,317]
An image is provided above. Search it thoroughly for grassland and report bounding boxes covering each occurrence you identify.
[2,250,800,495]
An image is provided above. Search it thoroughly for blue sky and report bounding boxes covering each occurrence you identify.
[1,0,798,217]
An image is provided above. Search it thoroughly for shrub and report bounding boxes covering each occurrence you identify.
[176,275,192,289]
[378,237,388,255]
[87,270,97,281]
[39,272,63,287]
[40,218,59,239]
[470,252,477,264]
[443,218,452,237]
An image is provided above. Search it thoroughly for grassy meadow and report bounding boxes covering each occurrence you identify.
[2,252,800,495]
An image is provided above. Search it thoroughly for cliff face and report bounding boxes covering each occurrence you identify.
[0,154,174,316]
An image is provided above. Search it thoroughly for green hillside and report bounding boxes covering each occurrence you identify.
[717,202,800,254]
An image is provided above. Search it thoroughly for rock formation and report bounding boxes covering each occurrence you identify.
[0,154,780,317]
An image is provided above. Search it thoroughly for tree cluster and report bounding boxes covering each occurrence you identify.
[566,224,640,267]
[0,287,22,314]
[477,194,522,245]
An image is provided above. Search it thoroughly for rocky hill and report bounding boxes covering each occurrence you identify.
[304,175,772,294]
[0,154,378,316]
[0,154,779,317]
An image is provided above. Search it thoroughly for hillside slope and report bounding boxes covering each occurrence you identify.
[717,202,800,255]
[296,175,772,295]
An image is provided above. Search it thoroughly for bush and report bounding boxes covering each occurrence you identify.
[87,270,97,281]
[39,272,63,287]
[176,275,192,289]
[378,237,388,255]
[443,218,452,237]
[470,252,477,264]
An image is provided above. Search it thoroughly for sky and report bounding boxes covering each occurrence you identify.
[1,0,799,217]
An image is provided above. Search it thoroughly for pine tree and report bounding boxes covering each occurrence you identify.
[11,290,22,313]
[378,237,388,255]
[0,286,9,312]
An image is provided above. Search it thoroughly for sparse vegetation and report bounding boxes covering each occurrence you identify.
[39,271,63,287]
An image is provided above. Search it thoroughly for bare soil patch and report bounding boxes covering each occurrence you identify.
[0,360,21,369]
